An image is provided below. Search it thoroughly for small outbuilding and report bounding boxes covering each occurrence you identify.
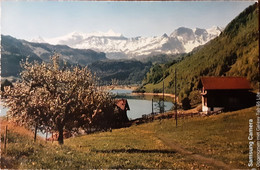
[198,77,255,113]
[114,99,130,125]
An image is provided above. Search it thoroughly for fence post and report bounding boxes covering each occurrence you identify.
[34,123,38,142]
[4,125,8,154]
[152,99,154,114]
[45,128,48,143]
[175,68,177,127]
[163,81,165,113]
[52,132,54,143]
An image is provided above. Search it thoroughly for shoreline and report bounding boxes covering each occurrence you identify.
[132,92,176,98]
[101,85,138,91]
[102,86,178,101]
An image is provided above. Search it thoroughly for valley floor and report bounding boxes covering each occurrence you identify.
[1,106,255,169]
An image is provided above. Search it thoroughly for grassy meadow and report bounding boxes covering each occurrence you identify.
[1,106,255,169]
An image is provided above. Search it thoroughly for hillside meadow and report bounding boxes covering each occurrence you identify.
[1,106,255,169]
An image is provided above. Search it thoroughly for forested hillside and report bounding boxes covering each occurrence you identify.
[139,3,258,101]
[88,60,152,85]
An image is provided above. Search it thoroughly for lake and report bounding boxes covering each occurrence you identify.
[0,103,8,117]
[110,89,174,119]
[1,90,174,120]
[0,89,174,137]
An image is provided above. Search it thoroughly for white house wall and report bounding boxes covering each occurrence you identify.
[202,106,209,112]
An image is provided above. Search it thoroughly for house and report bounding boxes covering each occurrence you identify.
[88,99,131,130]
[114,99,130,124]
[198,77,255,113]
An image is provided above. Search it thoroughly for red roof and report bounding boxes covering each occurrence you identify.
[115,99,130,111]
[200,77,252,90]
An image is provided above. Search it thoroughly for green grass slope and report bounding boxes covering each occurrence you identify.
[1,106,256,169]
[140,3,258,99]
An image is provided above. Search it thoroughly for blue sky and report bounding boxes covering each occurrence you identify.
[1,1,256,40]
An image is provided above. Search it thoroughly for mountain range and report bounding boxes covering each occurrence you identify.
[1,35,152,84]
[1,35,106,78]
[32,26,222,59]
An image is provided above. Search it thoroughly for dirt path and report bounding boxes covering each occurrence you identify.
[136,129,232,169]
[156,135,232,169]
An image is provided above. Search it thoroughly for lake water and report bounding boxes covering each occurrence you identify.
[110,89,174,119]
[0,103,8,117]
[1,90,173,119]
[0,89,174,137]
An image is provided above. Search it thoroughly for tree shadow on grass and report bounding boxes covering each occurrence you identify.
[92,148,176,154]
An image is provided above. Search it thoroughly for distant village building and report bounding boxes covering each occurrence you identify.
[198,77,254,113]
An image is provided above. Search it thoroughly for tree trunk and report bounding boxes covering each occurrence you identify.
[34,123,38,142]
[58,128,64,145]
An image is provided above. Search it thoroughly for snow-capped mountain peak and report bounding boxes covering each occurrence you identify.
[30,36,46,43]
[91,29,123,37]
[206,26,223,36]
[76,29,123,38]
[31,26,221,59]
